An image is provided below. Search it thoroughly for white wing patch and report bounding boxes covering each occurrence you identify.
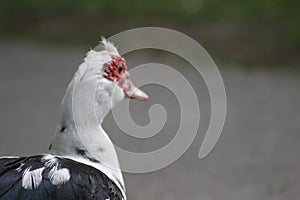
[21,155,71,189]
[49,167,71,185]
[16,163,25,172]
[42,154,58,167]
[22,167,44,189]
[43,154,71,185]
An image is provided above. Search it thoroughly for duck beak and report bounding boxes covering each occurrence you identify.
[120,71,148,101]
[125,83,149,101]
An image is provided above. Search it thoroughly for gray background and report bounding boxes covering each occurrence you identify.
[0,41,299,200]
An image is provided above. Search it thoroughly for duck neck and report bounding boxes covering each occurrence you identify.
[49,73,126,196]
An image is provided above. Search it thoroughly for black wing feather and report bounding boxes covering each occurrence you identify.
[0,156,123,200]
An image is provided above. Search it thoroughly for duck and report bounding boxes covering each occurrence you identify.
[0,38,148,200]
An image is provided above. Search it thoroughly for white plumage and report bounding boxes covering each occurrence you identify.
[0,38,148,200]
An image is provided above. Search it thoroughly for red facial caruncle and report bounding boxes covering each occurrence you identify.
[103,55,148,101]
[103,56,127,82]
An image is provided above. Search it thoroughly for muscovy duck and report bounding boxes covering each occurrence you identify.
[0,38,148,200]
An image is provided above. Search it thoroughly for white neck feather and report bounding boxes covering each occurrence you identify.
[49,54,126,197]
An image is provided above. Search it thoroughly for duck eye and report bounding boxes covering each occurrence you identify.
[118,66,123,74]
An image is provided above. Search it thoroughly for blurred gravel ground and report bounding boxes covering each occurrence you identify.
[0,42,299,200]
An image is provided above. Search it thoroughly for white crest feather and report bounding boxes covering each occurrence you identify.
[100,37,119,56]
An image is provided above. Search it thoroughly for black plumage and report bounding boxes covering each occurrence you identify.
[0,156,123,200]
